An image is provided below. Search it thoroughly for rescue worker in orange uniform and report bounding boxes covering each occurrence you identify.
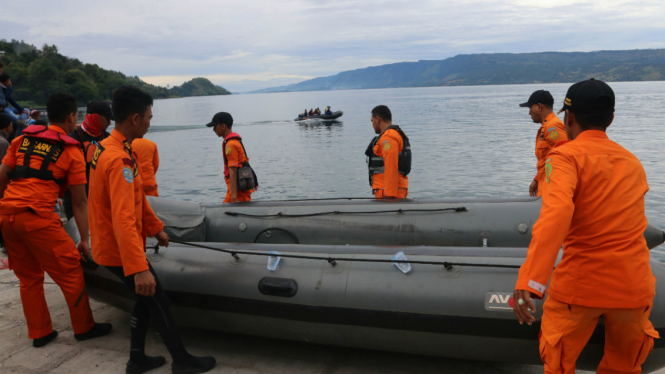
[88,85,216,374]
[131,138,160,197]
[520,90,568,197]
[63,101,113,219]
[513,79,658,373]
[365,105,410,198]
[0,92,111,347]
[206,112,257,203]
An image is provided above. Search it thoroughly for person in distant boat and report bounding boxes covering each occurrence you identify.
[315,108,321,115]
[309,109,314,116]
[365,105,410,199]
[132,137,160,197]
[520,90,568,197]
[207,112,257,203]
[88,85,216,374]
[325,106,332,115]
[63,101,114,220]
[513,79,658,373]
[303,109,308,117]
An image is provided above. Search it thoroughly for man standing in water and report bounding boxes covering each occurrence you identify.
[207,112,256,203]
[513,79,658,372]
[366,105,411,199]
[89,85,216,374]
[520,90,568,197]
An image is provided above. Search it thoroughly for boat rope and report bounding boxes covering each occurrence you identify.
[224,206,468,218]
[163,240,521,270]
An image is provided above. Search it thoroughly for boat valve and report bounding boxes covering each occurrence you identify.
[327,258,337,266]
[153,244,160,254]
[231,252,240,260]
[443,262,453,270]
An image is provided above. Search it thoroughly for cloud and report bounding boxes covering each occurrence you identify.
[1,0,664,91]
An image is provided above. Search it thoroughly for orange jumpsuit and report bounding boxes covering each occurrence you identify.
[224,137,253,203]
[88,130,164,276]
[0,125,95,339]
[132,138,160,197]
[515,130,658,373]
[534,113,567,196]
[372,128,408,198]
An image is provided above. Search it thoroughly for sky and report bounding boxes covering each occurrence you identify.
[2,0,665,92]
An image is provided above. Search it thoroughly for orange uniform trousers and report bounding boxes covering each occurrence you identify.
[144,185,159,197]
[540,297,658,374]
[0,211,95,339]
[374,188,408,199]
[224,178,253,203]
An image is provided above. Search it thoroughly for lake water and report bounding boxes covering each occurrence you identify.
[142,81,665,249]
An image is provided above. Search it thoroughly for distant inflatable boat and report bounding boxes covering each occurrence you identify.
[294,111,343,121]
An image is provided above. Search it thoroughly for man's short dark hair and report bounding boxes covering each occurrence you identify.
[0,73,9,83]
[371,105,392,122]
[112,85,153,123]
[46,92,78,123]
[573,111,613,130]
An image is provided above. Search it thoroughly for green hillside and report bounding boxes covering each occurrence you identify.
[253,49,665,93]
[0,40,230,106]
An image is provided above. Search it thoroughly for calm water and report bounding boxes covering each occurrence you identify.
[140,82,665,239]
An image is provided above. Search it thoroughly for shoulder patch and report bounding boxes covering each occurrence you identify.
[547,127,556,132]
[90,144,105,170]
[545,158,553,183]
[549,131,559,140]
[383,142,391,151]
[122,158,134,167]
[122,166,134,183]
[225,145,232,155]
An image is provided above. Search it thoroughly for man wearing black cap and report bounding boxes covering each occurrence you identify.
[206,112,257,203]
[63,101,115,219]
[513,79,658,372]
[0,113,14,161]
[520,90,568,197]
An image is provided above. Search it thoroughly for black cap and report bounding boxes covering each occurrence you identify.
[558,78,615,115]
[87,101,114,121]
[0,113,13,129]
[205,112,233,127]
[519,90,554,108]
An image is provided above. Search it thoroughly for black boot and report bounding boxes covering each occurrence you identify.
[74,323,113,341]
[33,330,58,347]
[126,355,166,374]
[172,355,216,374]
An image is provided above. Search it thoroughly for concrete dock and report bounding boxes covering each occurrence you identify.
[0,257,649,373]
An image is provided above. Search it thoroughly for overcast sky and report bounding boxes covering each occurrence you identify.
[2,0,664,92]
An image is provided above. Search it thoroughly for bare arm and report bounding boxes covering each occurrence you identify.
[0,163,12,199]
[229,167,238,203]
[70,184,91,257]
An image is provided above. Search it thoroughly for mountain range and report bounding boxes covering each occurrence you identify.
[251,49,665,93]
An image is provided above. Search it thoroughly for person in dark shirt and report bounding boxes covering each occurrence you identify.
[62,101,114,219]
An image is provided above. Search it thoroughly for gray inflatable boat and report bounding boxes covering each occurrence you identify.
[79,197,665,371]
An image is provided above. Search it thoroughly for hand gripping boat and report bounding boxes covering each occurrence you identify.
[78,197,665,372]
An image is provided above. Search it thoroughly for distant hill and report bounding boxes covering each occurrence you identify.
[252,49,665,93]
[170,77,230,96]
[0,40,230,106]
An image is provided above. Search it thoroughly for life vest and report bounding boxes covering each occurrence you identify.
[365,125,411,186]
[222,133,259,190]
[7,125,80,190]
[74,126,108,187]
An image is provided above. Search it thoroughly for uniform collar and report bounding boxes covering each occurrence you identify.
[49,125,68,135]
[542,112,557,125]
[575,130,608,141]
[110,129,129,144]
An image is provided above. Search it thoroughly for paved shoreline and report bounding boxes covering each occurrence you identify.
[0,260,638,373]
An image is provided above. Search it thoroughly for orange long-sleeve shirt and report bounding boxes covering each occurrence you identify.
[132,138,160,190]
[1,125,86,216]
[88,130,164,276]
[516,130,655,309]
[372,128,408,198]
[534,113,568,193]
